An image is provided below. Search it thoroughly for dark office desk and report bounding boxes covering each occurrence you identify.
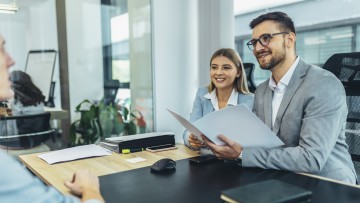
[100,159,360,203]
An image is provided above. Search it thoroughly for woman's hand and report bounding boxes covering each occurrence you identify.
[188,134,206,150]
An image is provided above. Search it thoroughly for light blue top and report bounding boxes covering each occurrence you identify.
[0,150,102,203]
[11,101,45,115]
[183,86,254,148]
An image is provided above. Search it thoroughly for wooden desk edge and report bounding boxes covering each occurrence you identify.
[19,153,53,186]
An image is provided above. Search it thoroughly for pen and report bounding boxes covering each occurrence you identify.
[121,148,144,154]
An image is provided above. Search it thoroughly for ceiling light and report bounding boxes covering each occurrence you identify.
[0,1,19,14]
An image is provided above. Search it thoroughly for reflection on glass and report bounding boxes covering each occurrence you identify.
[102,0,153,134]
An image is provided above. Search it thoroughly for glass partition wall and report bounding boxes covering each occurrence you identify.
[101,0,154,134]
[1,0,153,147]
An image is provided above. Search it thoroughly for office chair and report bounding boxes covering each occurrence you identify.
[243,63,257,93]
[104,80,121,106]
[323,52,360,181]
[0,112,53,157]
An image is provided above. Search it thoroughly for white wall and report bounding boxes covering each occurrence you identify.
[0,9,28,71]
[152,0,198,143]
[65,0,104,121]
[152,0,234,143]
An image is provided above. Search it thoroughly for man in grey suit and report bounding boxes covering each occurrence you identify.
[202,11,357,184]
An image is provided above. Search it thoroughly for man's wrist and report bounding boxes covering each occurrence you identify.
[235,150,243,165]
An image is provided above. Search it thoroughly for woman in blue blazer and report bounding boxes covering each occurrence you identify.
[183,48,254,150]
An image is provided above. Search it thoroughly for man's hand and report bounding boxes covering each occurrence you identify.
[188,134,206,150]
[201,134,243,160]
[64,169,104,202]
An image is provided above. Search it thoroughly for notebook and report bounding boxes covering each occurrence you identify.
[221,179,312,203]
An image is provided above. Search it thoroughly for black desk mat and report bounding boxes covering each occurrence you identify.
[100,159,360,203]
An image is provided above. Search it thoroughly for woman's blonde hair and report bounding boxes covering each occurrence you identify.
[208,48,250,94]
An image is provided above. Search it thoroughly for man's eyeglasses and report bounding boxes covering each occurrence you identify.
[246,32,289,51]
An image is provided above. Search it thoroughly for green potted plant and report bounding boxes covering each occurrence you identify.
[69,99,144,146]
[98,101,126,139]
[117,106,137,136]
[69,100,101,146]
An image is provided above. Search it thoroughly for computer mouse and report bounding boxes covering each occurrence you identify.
[150,158,176,172]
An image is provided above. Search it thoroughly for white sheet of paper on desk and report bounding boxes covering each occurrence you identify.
[168,104,284,148]
[38,144,111,164]
[125,157,146,163]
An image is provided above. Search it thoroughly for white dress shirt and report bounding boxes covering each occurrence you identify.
[268,56,299,127]
[204,88,238,111]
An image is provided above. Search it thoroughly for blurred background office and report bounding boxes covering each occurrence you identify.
[0,0,359,146]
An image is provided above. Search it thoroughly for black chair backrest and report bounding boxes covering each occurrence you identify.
[243,63,257,93]
[104,80,121,105]
[0,112,52,148]
[323,52,360,164]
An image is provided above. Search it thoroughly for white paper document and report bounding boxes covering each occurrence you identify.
[38,144,112,164]
[168,104,284,148]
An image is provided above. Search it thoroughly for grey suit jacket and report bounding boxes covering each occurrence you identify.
[183,86,254,147]
[242,59,357,183]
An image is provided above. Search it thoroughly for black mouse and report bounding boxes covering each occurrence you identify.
[150,158,176,172]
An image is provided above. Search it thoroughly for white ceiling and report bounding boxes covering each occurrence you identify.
[234,0,308,15]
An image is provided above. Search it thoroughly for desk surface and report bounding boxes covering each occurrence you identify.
[18,145,197,194]
[100,159,360,203]
[44,107,68,120]
[19,145,360,202]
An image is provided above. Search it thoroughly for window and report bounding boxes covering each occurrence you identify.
[356,25,360,52]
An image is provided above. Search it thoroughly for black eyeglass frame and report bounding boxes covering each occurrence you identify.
[246,32,289,51]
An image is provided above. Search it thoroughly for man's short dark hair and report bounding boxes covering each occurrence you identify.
[249,11,296,34]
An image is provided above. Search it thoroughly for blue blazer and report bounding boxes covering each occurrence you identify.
[183,86,254,147]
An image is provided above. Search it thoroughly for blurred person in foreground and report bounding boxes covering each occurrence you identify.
[0,33,105,202]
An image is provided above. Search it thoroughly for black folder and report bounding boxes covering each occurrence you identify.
[221,179,312,203]
[100,132,175,153]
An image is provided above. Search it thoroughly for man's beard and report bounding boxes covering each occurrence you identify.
[257,43,286,70]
